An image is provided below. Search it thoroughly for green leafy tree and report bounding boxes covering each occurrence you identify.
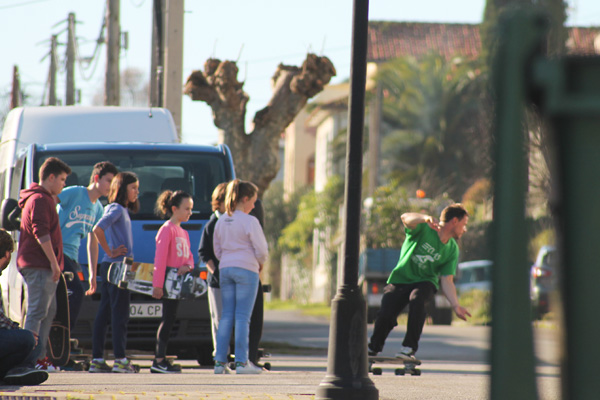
[377,53,489,199]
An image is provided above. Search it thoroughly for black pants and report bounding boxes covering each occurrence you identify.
[369,281,436,353]
[248,280,264,364]
[155,298,179,359]
[64,256,84,333]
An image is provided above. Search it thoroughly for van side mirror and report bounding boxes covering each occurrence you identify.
[1,198,21,231]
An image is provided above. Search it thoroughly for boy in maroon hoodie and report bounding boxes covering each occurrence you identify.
[15,157,71,372]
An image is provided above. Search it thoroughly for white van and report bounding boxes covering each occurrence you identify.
[0,106,178,189]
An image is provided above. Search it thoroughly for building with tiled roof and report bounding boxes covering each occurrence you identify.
[367,21,600,63]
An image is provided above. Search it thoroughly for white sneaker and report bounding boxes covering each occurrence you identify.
[395,346,416,359]
[214,361,231,374]
[235,361,262,374]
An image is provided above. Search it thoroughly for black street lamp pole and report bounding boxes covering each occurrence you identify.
[316,0,378,399]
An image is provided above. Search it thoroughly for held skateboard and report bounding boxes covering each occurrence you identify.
[47,272,74,367]
[108,257,208,299]
[368,355,422,376]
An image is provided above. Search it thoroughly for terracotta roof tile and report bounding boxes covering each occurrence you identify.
[368,21,600,62]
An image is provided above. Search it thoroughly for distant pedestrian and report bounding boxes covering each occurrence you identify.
[213,179,268,374]
[0,228,48,385]
[90,172,139,373]
[15,157,71,373]
[150,190,195,374]
[368,204,471,359]
[198,182,227,358]
[57,161,118,335]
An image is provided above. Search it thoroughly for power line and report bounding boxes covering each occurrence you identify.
[0,0,52,10]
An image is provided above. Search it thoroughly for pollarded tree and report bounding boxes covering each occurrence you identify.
[184,54,336,197]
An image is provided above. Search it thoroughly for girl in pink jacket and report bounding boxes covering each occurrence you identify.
[151,190,194,373]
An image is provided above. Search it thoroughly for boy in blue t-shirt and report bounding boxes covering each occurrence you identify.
[57,161,118,337]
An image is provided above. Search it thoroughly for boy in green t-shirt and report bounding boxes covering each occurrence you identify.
[368,204,471,358]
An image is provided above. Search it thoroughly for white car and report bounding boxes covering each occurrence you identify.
[455,260,493,293]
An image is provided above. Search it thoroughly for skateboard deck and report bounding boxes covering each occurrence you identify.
[108,257,208,300]
[47,272,73,367]
[368,355,422,376]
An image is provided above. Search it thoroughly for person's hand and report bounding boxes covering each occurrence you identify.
[50,262,61,282]
[453,305,472,321]
[424,216,441,232]
[152,287,163,299]
[29,330,39,346]
[86,274,97,295]
[109,245,128,258]
[177,265,193,276]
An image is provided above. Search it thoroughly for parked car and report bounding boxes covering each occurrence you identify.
[455,260,493,294]
[530,246,557,317]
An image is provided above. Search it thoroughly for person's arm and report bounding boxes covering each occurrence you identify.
[440,275,471,321]
[92,225,126,259]
[401,212,440,231]
[86,231,99,295]
[152,226,171,298]
[249,218,269,271]
[37,236,61,282]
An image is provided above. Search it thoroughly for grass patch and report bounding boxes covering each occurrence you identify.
[456,289,491,325]
[265,299,331,318]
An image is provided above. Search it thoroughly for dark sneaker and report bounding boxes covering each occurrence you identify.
[89,359,112,373]
[367,343,379,357]
[112,358,139,373]
[151,359,182,373]
[4,367,49,385]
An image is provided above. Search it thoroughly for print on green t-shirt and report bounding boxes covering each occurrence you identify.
[387,223,458,289]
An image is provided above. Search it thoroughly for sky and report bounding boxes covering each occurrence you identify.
[1,0,600,146]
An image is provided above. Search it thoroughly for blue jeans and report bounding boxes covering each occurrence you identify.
[215,267,259,364]
[20,267,58,367]
[0,329,35,379]
[92,262,131,359]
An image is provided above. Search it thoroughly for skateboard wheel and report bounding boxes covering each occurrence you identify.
[372,367,382,375]
[262,362,271,371]
[395,368,405,376]
[411,368,421,376]
[228,362,236,370]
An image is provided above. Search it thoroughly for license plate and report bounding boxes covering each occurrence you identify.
[130,303,162,318]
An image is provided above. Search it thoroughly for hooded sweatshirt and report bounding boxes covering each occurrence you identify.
[17,182,64,271]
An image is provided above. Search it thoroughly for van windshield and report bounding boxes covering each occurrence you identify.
[36,150,228,220]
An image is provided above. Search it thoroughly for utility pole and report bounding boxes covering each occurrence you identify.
[316,1,378,399]
[66,13,76,105]
[163,0,184,138]
[150,0,164,107]
[10,65,21,109]
[105,0,120,105]
[49,35,58,106]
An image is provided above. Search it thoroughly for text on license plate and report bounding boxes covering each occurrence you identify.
[130,303,162,318]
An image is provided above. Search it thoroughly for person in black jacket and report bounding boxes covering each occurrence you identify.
[198,183,227,355]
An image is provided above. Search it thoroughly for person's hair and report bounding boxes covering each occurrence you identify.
[89,161,119,185]
[224,179,258,216]
[211,182,228,211]
[39,157,71,181]
[440,203,468,223]
[108,172,139,213]
[155,190,192,219]
[0,229,14,256]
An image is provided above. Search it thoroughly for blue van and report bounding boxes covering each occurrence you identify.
[1,142,235,364]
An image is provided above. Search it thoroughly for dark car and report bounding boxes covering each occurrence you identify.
[530,246,557,317]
